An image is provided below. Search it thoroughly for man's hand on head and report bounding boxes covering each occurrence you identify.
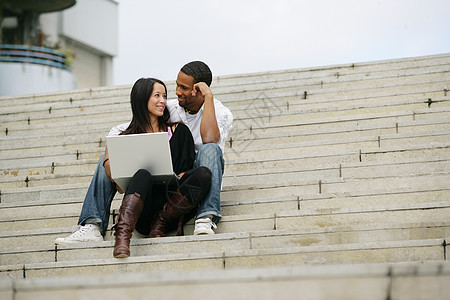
[192,82,213,99]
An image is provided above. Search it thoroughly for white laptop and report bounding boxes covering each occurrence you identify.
[106,132,177,192]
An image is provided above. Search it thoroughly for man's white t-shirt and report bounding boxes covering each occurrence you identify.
[108,98,233,153]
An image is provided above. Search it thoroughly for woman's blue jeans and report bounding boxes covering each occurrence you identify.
[78,153,117,235]
[77,143,225,235]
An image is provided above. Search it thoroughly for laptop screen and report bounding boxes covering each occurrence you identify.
[106,132,176,191]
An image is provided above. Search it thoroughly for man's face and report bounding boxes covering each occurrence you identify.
[176,71,202,112]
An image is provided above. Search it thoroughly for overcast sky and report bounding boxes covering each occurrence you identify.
[112,0,450,87]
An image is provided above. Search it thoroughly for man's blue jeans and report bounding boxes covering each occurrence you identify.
[193,143,225,224]
[77,144,225,235]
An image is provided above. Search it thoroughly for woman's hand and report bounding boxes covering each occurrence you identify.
[103,147,124,194]
[116,185,124,194]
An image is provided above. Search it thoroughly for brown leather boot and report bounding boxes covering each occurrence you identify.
[113,192,144,258]
[149,190,196,238]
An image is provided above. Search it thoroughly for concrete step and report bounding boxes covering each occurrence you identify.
[0,53,448,297]
[1,114,447,181]
[0,85,131,108]
[219,77,448,105]
[276,200,450,230]
[1,237,446,279]
[51,223,450,266]
[1,72,446,127]
[228,107,449,153]
[1,110,130,133]
[1,196,448,250]
[1,132,447,189]
[232,106,450,141]
[0,76,439,123]
[4,90,443,142]
[0,93,437,140]
[231,98,449,132]
[1,52,447,108]
[225,148,450,177]
[232,118,449,146]
[2,144,447,190]
[0,200,115,233]
[1,152,447,205]
[230,95,449,133]
[232,101,449,132]
[227,128,450,161]
[213,63,450,95]
[1,68,448,131]
[0,100,131,124]
[238,89,446,117]
[2,187,446,229]
[1,154,447,213]
[2,108,448,170]
[3,92,447,138]
[228,81,445,108]
[1,79,447,135]
[225,133,450,164]
[13,148,442,189]
[3,106,447,162]
[1,124,448,174]
[1,261,449,300]
[223,189,450,216]
[221,173,449,211]
[0,158,99,182]
[0,149,102,171]
[0,95,129,116]
[4,119,121,137]
[6,186,449,237]
[213,53,450,86]
[223,159,449,189]
[2,214,450,266]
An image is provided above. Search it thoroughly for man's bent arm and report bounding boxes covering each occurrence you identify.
[193,82,220,144]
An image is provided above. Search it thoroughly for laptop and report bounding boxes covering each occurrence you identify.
[106,132,177,192]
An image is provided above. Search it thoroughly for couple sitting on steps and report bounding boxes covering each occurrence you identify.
[55,61,233,258]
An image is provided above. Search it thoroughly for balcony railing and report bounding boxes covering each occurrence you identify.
[0,44,71,71]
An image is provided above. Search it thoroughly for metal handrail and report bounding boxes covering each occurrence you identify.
[0,44,71,71]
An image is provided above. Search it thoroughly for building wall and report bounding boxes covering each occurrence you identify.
[0,62,77,96]
[40,0,118,89]
[68,40,102,88]
[61,0,118,57]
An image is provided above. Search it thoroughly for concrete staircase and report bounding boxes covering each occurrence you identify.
[1,53,449,299]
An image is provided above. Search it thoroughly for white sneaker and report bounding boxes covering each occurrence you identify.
[194,217,217,235]
[55,224,103,244]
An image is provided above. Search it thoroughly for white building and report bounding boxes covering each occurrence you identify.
[0,0,118,96]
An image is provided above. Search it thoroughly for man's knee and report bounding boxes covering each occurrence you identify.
[194,166,212,187]
[197,143,222,161]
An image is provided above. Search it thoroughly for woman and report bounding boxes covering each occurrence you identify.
[104,78,212,258]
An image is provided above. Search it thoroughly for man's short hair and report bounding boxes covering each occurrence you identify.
[180,61,212,87]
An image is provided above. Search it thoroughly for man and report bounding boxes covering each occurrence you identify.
[55,61,233,244]
[168,61,233,234]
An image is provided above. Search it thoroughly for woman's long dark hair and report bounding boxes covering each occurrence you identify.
[121,78,170,135]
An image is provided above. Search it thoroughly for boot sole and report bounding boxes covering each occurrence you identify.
[113,253,130,258]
